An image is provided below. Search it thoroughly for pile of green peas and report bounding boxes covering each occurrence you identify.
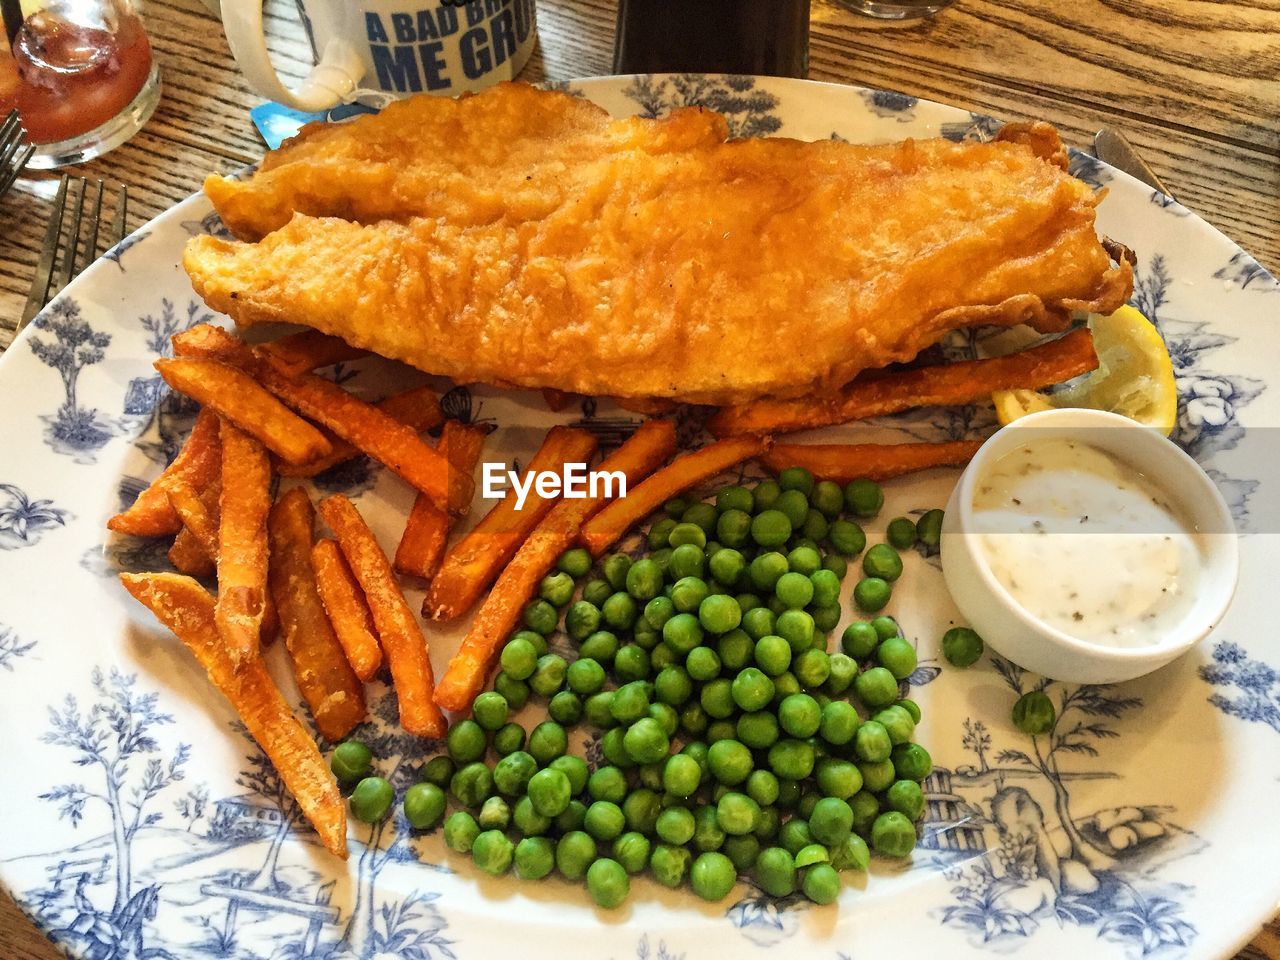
[333,467,942,910]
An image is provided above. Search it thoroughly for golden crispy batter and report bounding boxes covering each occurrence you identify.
[187,87,1130,405]
[207,83,729,241]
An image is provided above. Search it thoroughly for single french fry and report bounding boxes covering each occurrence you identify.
[276,386,444,478]
[312,538,383,682]
[258,362,462,512]
[709,328,1099,437]
[318,495,445,738]
[215,421,272,667]
[171,323,258,365]
[259,329,368,376]
[580,434,770,557]
[435,420,677,712]
[167,479,220,559]
[169,527,214,577]
[108,408,222,537]
[119,572,348,858]
[762,439,983,483]
[424,426,598,622]
[395,421,488,580]
[156,358,332,466]
[541,388,572,412]
[267,487,366,741]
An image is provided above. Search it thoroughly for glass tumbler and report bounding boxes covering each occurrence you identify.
[834,0,956,20]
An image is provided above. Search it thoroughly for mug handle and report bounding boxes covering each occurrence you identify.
[220,0,364,112]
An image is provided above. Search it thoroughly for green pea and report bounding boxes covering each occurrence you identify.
[529,654,568,697]
[794,843,829,869]
[768,738,815,780]
[839,623,875,662]
[853,577,891,613]
[715,792,759,837]
[707,739,754,786]
[808,479,841,519]
[451,762,494,808]
[1013,691,1056,734]
[742,606,777,641]
[588,765,627,804]
[492,722,526,756]
[478,795,511,831]
[775,609,815,652]
[848,791,880,837]
[747,551,787,592]
[528,720,568,765]
[611,680,651,725]
[521,597,556,635]
[801,509,830,542]
[493,750,537,796]
[891,742,933,782]
[715,509,752,549]
[650,843,691,888]
[822,553,849,580]
[614,832,651,875]
[721,833,760,872]
[443,811,480,853]
[871,810,916,858]
[886,517,917,549]
[774,489,810,531]
[660,752,700,797]
[539,570,576,607]
[555,831,597,881]
[600,727,633,769]
[585,857,629,909]
[656,806,696,845]
[774,571,814,610]
[682,502,719,535]
[642,596,674,631]
[565,601,601,641]
[403,782,445,830]
[775,466,813,496]
[737,710,780,750]
[699,593,742,634]
[843,478,883,518]
[583,691,617,729]
[829,833,871,872]
[794,649,831,689]
[330,741,373,785]
[670,576,707,614]
[514,836,555,880]
[809,796,854,845]
[420,755,454,788]
[668,545,706,582]
[745,769,780,808]
[942,627,984,667]
[539,759,584,801]
[771,693,815,738]
[805,568,839,608]
[680,701,709,737]
[730,667,775,712]
[886,779,926,821]
[697,677,733,719]
[558,547,592,579]
[784,544,819,576]
[554,799,587,834]
[623,788,662,834]
[471,691,509,731]
[682,648,719,685]
[754,635,792,677]
[916,508,944,552]
[707,720,736,744]
[754,846,797,897]
[664,497,689,519]
[829,519,866,557]
[648,518,678,550]
[613,644,651,683]
[854,720,893,763]
[599,591,636,631]
[716,629,753,671]
[862,544,903,583]
[664,522,705,550]
[876,636,917,681]
[858,758,897,794]
[494,672,530,711]
[447,720,486,763]
[779,818,813,855]
[752,478,781,511]
[802,863,841,904]
[528,767,572,817]
[562,658,602,698]
[601,553,631,591]
[750,509,792,548]
[579,579,609,608]
[625,558,664,601]
[825,653,857,696]
[515,796,560,838]
[873,705,916,745]
[819,702,859,747]
[816,759,863,800]
[584,800,626,842]
[623,717,670,765]
[895,698,922,723]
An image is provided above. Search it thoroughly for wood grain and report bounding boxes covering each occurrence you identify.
[0,0,1276,956]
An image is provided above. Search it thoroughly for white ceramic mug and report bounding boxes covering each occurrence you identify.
[220,0,538,111]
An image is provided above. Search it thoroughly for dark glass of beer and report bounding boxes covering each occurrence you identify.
[613,0,810,78]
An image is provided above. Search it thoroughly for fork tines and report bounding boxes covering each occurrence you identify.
[19,175,129,332]
[0,109,34,197]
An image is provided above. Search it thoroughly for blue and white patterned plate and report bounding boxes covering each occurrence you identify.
[1,75,1277,960]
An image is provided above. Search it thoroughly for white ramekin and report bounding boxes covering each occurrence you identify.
[940,408,1239,684]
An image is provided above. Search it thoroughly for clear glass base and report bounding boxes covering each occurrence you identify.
[25,62,162,170]
[835,0,955,19]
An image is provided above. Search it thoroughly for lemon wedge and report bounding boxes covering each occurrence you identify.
[992,305,1178,435]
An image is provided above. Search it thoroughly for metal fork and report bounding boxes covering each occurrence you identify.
[0,109,34,198]
[18,176,128,333]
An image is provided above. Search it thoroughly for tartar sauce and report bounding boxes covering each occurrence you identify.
[972,438,1202,647]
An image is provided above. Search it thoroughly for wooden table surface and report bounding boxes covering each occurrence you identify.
[0,0,1277,955]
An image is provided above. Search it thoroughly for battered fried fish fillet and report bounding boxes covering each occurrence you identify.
[186,90,1130,405]
[207,83,730,242]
